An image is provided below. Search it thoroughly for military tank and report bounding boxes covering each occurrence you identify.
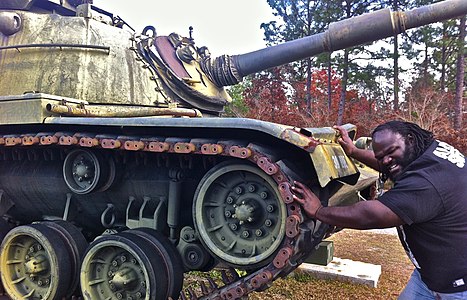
[0,0,465,299]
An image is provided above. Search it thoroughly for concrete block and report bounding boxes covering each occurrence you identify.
[304,241,334,266]
[298,257,382,288]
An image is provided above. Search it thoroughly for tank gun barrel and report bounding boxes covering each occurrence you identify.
[203,0,467,87]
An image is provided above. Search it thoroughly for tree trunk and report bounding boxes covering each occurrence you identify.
[337,49,349,126]
[337,0,353,126]
[454,15,465,130]
[305,0,312,114]
[423,44,429,86]
[440,22,448,91]
[306,57,312,113]
[327,53,332,110]
[393,0,399,111]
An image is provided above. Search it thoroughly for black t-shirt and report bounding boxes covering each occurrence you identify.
[379,140,467,293]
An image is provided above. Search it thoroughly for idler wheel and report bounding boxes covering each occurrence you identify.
[0,224,72,299]
[193,162,287,269]
[80,232,169,300]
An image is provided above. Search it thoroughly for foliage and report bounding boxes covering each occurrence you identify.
[239,65,466,151]
[401,1,465,93]
[397,85,453,130]
[242,66,305,126]
[396,85,467,154]
[224,80,250,117]
[241,67,388,138]
[262,0,319,80]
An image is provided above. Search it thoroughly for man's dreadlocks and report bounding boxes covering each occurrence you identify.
[372,120,434,159]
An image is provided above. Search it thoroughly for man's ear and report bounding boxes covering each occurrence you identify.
[406,133,414,145]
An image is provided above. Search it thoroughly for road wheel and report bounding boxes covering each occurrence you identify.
[42,220,88,298]
[194,161,287,269]
[80,232,169,300]
[0,223,72,299]
[126,228,184,299]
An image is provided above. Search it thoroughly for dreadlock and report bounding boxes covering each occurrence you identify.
[372,120,434,159]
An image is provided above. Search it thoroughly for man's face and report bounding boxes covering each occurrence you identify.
[372,129,415,181]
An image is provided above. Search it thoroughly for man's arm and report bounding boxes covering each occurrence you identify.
[314,200,403,229]
[334,125,381,171]
[292,181,403,229]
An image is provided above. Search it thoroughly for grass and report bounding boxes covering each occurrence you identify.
[248,229,413,299]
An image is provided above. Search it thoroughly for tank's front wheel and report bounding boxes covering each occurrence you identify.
[0,223,72,299]
[194,161,287,269]
[80,233,169,300]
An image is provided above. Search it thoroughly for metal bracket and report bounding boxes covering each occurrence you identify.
[62,193,72,221]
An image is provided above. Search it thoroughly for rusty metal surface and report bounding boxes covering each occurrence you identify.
[0,129,331,299]
[0,11,163,107]
[47,103,203,118]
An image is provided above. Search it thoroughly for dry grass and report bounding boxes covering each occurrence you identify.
[249,229,413,300]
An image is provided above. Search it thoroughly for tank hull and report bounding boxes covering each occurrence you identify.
[0,96,376,298]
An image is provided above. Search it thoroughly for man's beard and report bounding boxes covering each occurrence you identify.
[383,143,417,182]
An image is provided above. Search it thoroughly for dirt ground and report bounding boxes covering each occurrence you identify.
[249,229,413,300]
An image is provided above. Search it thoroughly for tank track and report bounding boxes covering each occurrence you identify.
[0,131,327,300]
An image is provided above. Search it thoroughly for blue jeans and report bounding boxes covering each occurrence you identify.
[399,269,467,300]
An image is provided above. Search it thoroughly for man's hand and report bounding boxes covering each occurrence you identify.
[334,125,356,157]
[334,125,381,171]
[292,181,323,218]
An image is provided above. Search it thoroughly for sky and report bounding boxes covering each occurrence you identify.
[93,0,276,57]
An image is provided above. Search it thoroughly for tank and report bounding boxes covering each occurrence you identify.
[0,0,465,299]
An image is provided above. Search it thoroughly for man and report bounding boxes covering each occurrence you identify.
[292,120,467,299]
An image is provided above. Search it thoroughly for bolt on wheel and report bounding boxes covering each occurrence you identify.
[0,224,72,299]
[194,162,287,269]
